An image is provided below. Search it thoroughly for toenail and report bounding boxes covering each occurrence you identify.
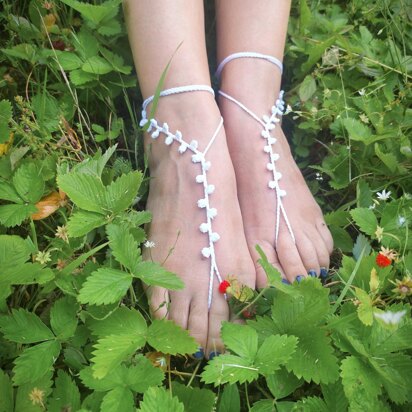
[209,351,221,360]
[295,275,305,283]
[281,278,291,285]
[320,267,328,278]
[193,348,204,359]
[308,270,317,277]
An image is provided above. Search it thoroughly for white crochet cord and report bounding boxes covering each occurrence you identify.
[218,53,295,246]
[215,51,283,78]
[140,85,224,310]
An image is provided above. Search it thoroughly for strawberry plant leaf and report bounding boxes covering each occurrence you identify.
[0,235,32,268]
[12,163,44,203]
[254,334,298,376]
[91,333,145,379]
[82,56,113,75]
[350,208,378,237]
[0,369,13,412]
[78,267,133,305]
[0,182,22,203]
[14,372,53,412]
[202,354,258,386]
[57,172,106,213]
[0,309,54,343]
[47,370,81,412]
[13,340,61,385]
[125,356,165,393]
[101,387,134,412]
[137,387,184,412]
[343,117,373,144]
[221,322,258,360]
[105,171,142,213]
[50,297,79,340]
[0,203,38,227]
[67,210,108,237]
[218,384,240,412]
[73,145,117,177]
[172,382,215,412]
[146,319,197,355]
[0,100,12,144]
[133,261,184,290]
[266,367,303,399]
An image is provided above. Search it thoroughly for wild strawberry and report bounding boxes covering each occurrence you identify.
[219,280,230,294]
[376,253,391,268]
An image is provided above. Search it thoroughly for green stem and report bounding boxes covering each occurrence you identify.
[29,218,38,252]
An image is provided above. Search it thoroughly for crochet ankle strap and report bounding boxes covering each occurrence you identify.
[216,51,283,78]
[140,85,224,310]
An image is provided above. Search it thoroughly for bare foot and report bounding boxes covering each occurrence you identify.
[219,60,333,287]
[142,90,255,357]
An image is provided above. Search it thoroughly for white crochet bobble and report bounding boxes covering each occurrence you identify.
[207,208,217,219]
[189,140,198,150]
[268,181,277,189]
[278,189,287,197]
[196,174,205,183]
[210,232,220,242]
[206,184,215,194]
[203,161,211,171]
[267,163,274,171]
[199,223,210,233]
[261,130,270,139]
[198,198,208,208]
[165,134,174,145]
[151,129,160,139]
[202,247,211,258]
[268,137,277,145]
[271,153,280,162]
[275,171,282,180]
[264,145,271,153]
[192,153,204,163]
[139,118,148,127]
[175,130,182,141]
[178,143,188,154]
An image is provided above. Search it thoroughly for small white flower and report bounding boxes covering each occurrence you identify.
[315,172,323,181]
[376,189,391,201]
[374,310,406,325]
[35,250,52,265]
[144,240,155,248]
[368,203,376,210]
[404,192,412,200]
[284,104,292,115]
[398,216,406,227]
[358,88,366,96]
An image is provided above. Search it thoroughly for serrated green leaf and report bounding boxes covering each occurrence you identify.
[87,306,147,337]
[221,322,258,360]
[13,163,44,203]
[73,145,117,177]
[57,172,106,213]
[0,100,12,144]
[70,69,97,85]
[375,143,398,172]
[0,369,13,412]
[373,321,412,354]
[82,55,113,75]
[0,308,54,343]
[255,335,297,376]
[299,75,316,101]
[354,287,373,325]
[105,171,142,213]
[218,384,240,412]
[147,319,197,355]
[321,380,348,412]
[137,387,184,412]
[0,182,22,203]
[121,210,152,227]
[352,233,371,261]
[78,267,133,305]
[250,399,276,412]
[101,387,134,412]
[295,396,329,412]
[172,382,215,412]
[0,235,31,267]
[350,207,378,237]
[202,354,258,386]
[53,50,82,70]
[343,117,373,144]
[13,340,61,385]
[106,223,141,272]
[14,372,53,412]
[1,44,36,63]
[356,179,373,208]
[0,203,38,227]
[91,333,145,379]
[266,367,303,399]
[47,370,81,412]
[67,210,107,237]
[133,261,184,290]
[50,296,79,340]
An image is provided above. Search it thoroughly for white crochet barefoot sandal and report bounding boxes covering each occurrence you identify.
[216,52,296,246]
[139,85,224,310]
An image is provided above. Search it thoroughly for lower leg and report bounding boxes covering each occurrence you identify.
[215,0,333,285]
[123,0,254,356]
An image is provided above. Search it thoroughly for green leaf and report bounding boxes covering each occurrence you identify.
[50,296,79,340]
[137,387,184,412]
[67,210,107,237]
[47,370,81,412]
[299,75,316,102]
[13,163,44,203]
[125,356,165,393]
[340,356,382,409]
[57,172,107,213]
[0,369,13,412]
[218,384,240,412]
[350,207,378,237]
[78,267,133,305]
[106,223,141,272]
[0,182,22,203]
[321,380,349,412]
[0,235,32,268]
[14,372,53,412]
[254,334,297,376]
[87,306,147,338]
[0,203,38,227]
[221,322,258,360]
[352,233,371,261]
[74,145,117,177]
[91,333,145,379]
[101,387,134,412]
[105,171,142,213]
[0,100,12,144]
[299,0,312,33]
[82,55,113,75]
[202,354,258,386]
[374,143,398,172]
[13,340,61,385]
[266,367,303,399]
[1,44,36,63]
[70,69,97,85]
[354,287,373,326]
[133,261,184,290]
[250,399,276,412]
[147,319,197,355]
[53,51,82,70]
[0,308,54,343]
[172,382,215,412]
[343,118,373,144]
[295,396,329,412]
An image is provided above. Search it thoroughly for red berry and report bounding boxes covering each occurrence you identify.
[376,253,391,268]
[219,280,230,294]
[51,40,66,51]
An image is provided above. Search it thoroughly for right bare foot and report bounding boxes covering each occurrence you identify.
[142,89,255,358]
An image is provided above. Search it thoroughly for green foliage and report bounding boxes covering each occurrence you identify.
[0,0,411,410]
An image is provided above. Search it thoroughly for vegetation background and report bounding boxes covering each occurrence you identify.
[0,0,411,411]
